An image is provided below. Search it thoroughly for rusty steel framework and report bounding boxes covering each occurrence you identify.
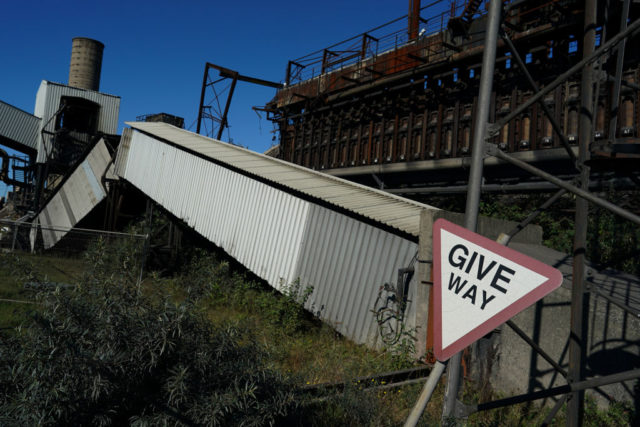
[266,0,640,194]
[397,0,640,425]
[253,0,640,425]
[196,63,282,141]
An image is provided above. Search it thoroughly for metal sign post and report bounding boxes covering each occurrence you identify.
[441,0,501,422]
[405,3,503,425]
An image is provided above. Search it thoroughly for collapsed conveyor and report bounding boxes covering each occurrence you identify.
[114,122,435,349]
[33,122,639,403]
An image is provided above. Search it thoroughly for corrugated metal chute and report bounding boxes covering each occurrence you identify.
[38,138,113,248]
[125,121,439,238]
[115,128,422,348]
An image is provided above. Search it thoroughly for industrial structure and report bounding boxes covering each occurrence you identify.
[0,1,639,424]
[263,0,640,195]
[0,37,121,213]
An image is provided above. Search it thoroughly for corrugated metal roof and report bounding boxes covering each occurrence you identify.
[0,100,41,153]
[126,122,437,237]
[34,80,120,163]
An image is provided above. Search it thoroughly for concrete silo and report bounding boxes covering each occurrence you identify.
[68,37,104,91]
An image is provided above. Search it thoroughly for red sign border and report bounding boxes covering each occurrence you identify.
[433,218,563,361]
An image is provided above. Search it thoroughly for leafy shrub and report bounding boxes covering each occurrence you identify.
[254,279,315,335]
[477,192,640,275]
[0,239,296,426]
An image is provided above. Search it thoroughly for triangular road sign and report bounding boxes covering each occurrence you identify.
[433,218,563,361]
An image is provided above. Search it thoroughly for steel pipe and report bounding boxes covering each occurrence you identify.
[488,146,640,226]
[463,368,640,415]
[404,361,447,427]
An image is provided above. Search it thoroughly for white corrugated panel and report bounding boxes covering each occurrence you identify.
[113,128,132,180]
[122,132,307,288]
[38,139,112,248]
[0,100,41,153]
[295,204,418,347]
[117,129,423,348]
[34,81,120,163]
[126,122,437,238]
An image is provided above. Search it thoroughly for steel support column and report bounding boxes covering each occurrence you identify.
[567,0,597,423]
[608,0,631,141]
[442,0,502,423]
[217,73,238,141]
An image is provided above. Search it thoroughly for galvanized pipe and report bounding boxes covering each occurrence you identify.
[463,368,640,414]
[497,188,568,245]
[541,394,568,426]
[404,360,447,427]
[568,1,597,422]
[443,0,502,421]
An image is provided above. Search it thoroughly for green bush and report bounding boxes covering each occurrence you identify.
[477,192,640,275]
[0,239,296,426]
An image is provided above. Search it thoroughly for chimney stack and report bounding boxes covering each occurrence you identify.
[68,37,104,91]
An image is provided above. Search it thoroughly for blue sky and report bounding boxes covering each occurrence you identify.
[0,0,413,196]
[0,1,446,197]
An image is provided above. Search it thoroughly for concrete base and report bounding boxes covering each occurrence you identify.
[493,242,640,407]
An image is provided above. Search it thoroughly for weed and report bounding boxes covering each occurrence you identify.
[0,239,297,426]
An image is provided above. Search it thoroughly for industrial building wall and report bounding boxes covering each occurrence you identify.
[33,80,120,163]
[117,130,419,347]
[0,100,41,153]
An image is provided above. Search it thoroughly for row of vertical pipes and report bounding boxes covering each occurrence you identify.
[283,77,638,171]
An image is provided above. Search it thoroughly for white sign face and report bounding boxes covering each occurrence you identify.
[433,219,563,361]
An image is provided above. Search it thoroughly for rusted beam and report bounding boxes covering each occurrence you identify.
[408,0,421,40]
[206,62,282,89]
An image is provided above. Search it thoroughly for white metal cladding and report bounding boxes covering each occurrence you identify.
[34,81,120,163]
[295,203,418,347]
[38,139,112,248]
[126,121,438,238]
[121,131,307,288]
[113,128,132,178]
[0,100,41,152]
[117,130,422,347]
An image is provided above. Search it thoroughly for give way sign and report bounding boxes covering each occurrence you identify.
[433,218,563,361]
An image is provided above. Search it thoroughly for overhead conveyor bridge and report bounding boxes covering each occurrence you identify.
[111,122,542,350]
[0,100,40,156]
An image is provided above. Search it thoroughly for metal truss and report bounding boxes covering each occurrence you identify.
[408,0,640,425]
[196,63,282,141]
